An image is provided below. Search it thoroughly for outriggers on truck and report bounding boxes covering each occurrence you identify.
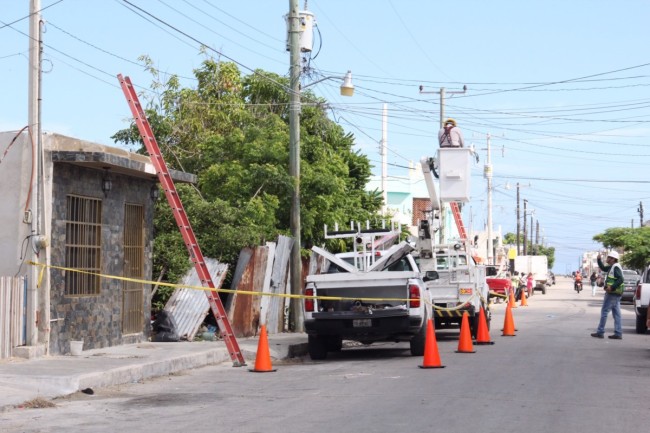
[415,150,490,336]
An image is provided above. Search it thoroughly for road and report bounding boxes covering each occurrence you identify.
[2,277,648,433]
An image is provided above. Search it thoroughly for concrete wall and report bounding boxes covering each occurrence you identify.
[0,132,34,277]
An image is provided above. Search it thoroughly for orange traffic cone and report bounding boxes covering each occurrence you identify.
[502,305,516,336]
[456,312,476,353]
[509,290,518,308]
[419,319,445,368]
[520,289,528,307]
[249,325,277,373]
[475,306,494,345]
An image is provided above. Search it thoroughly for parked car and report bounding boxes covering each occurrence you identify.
[485,265,512,299]
[634,265,650,334]
[621,269,640,303]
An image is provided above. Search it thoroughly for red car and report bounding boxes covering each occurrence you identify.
[486,276,512,296]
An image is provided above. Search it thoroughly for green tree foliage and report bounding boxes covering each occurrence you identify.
[593,227,650,270]
[113,58,381,306]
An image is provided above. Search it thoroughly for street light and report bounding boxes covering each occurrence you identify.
[288,1,353,332]
[302,71,354,96]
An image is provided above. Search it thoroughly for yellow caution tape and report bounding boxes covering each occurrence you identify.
[27,261,413,303]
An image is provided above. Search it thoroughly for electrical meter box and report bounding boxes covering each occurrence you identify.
[438,148,471,203]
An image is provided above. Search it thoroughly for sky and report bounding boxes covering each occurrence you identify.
[2,0,650,274]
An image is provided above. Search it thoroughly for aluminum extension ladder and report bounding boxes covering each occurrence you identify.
[117,74,246,366]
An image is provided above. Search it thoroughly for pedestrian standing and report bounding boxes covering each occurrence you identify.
[591,251,624,339]
[526,272,533,298]
[589,271,598,296]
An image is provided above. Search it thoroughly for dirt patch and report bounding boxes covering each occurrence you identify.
[18,397,56,409]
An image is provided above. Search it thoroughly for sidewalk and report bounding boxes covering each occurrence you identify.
[0,333,308,412]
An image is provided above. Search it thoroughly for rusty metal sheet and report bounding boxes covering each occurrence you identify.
[229,246,268,337]
[163,259,228,341]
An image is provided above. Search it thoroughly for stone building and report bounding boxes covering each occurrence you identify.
[0,131,194,357]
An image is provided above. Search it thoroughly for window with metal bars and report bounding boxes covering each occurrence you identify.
[64,195,102,296]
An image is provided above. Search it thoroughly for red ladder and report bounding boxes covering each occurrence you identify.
[117,74,245,367]
[449,202,467,240]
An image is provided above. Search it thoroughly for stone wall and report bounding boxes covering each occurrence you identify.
[49,163,154,354]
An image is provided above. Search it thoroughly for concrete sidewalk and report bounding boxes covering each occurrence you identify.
[0,333,308,412]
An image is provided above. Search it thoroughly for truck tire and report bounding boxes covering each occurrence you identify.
[542,287,546,294]
[308,335,328,360]
[635,312,648,334]
[410,320,427,356]
[326,335,343,352]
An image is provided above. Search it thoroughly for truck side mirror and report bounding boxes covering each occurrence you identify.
[423,271,439,282]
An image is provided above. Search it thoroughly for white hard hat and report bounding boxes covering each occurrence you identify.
[607,251,619,260]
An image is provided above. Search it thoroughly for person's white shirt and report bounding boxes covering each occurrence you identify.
[438,125,465,148]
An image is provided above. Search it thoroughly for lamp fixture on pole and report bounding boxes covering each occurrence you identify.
[301,71,354,96]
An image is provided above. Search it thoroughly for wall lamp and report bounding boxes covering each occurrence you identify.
[101,167,112,198]
[150,182,160,202]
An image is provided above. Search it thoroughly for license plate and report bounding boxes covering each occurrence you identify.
[459,288,473,295]
[353,319,372,327]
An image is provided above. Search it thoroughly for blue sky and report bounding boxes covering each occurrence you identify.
[2,0,650,274]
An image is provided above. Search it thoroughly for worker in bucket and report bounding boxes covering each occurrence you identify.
[438,118,465,148]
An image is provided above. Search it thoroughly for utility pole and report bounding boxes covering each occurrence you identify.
[516,183,520,255]
[523,199,528,255]
[530,213,534,252]
[418,85,467,243]
[381,103,388,214]
[28,0,42,349]
[288,0,304,332]
[638,201,644,227]
[485,134,494,264]
[535,220,540,246]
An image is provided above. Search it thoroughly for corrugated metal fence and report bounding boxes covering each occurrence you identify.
[0,276,26,359]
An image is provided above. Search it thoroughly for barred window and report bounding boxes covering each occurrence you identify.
[65,195,102,296]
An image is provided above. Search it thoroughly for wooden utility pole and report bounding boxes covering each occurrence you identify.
[516,183,520,255]
[288,0,304,332]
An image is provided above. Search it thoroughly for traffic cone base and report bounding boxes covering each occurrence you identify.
[475,306,494,345]
[419,319,445,368]
[502,305,516,337]
[456,312,476,353]
[249,325,277,372]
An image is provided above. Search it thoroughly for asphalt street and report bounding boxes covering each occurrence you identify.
[1,276,648,433]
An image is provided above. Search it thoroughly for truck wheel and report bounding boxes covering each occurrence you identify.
[542,287,546,295]
[308,335,328,360]
[470,315,479,339]
[635,313,648,334]
[410,321,427,356]
[326,335,343,352]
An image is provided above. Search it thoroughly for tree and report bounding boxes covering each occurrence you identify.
[113,58,381,307]
[593,227,650,270]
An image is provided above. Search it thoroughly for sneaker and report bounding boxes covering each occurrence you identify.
[608,335,622,340]
[591,333,604,338]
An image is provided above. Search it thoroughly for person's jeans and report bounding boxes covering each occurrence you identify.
[597,293,622,336]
